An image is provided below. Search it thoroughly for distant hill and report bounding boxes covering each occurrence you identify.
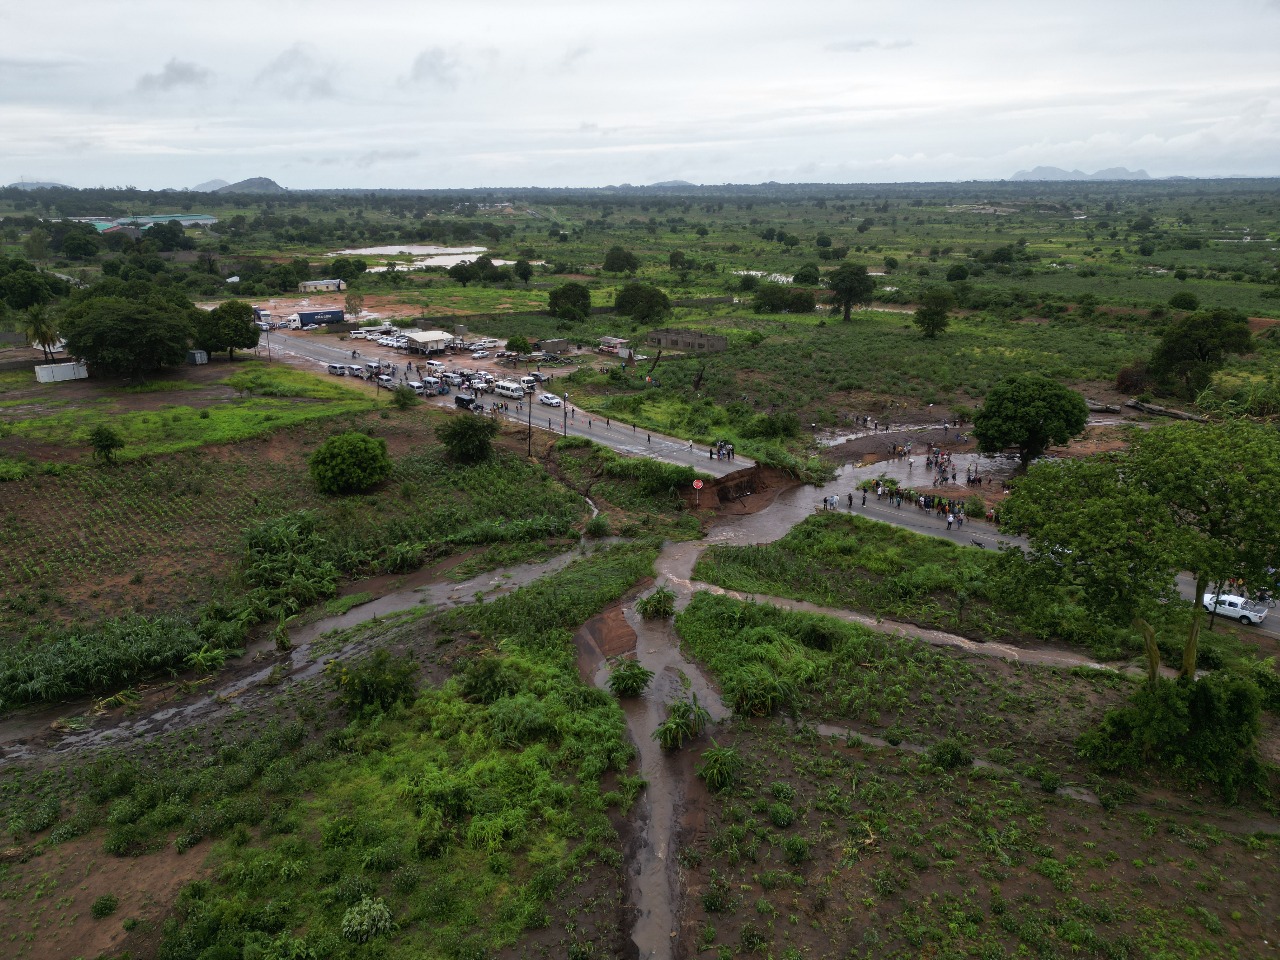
[215,177,286,194]
[6,180,71,190]
[1011,166,1150,181]
[651,179,695,187]
[191,178,229,192]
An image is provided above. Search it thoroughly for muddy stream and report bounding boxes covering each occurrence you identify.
[0,451,1243,959]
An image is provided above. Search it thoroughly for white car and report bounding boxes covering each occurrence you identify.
[471,350,490,359]
[1203,593,1268,626]
[538,393,563,408]
[301,324,319,331]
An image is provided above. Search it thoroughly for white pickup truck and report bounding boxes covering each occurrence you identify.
[1202,593,1269,626]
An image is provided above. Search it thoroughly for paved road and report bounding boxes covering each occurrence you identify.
[266,330,752,479]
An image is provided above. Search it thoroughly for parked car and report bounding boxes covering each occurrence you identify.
[471,351,490,359]
[455,393,477,409]
[538,393,562,407]
[301,324,319,331]
[407,380,426,395]
[376,374,394,386]
[1203,593,1268,625]
[325,363,347,376]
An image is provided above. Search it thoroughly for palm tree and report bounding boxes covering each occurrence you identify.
[18,303,61,361]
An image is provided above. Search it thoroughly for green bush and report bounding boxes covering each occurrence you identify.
[309,431,391,495]
[654,696,712,750]
[585,515,611,538]
[341,896,394,943]
[330,649,417,716]
[926,737,973,771]
[437,414,500,464]
[697,743,743,793]
[91,894,119,919]
[607,659,654,698]
[1077,674,1262,801]
[767,802,795,828]
[635,585,676,619]
[390,384,419,410]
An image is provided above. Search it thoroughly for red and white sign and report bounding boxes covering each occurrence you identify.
[692,479,704,490]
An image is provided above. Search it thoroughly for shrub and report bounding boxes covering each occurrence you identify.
[436,414,500,464]
[607,659,655,698]
[654,696,712,750]
[585,515,611,538]
[782,835,810,865]
[697,743,743,793]
[89,425,125,464]
[91,894,119,919]
[390,384,418,410]
[309,431,391,495]
[635,585,676,619]
[1077,674,1262,801]
[330,649,417,716]
[341,896,394,943]
[768,802,795,828]
[926,737,973,771]
[1169,291,1199,311]
[701,869,733,912]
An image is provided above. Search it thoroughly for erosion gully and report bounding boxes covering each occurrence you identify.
[0,444,1257,960]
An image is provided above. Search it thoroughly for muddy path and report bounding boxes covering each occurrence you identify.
[0,545,597,765]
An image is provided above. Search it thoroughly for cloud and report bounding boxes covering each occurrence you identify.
[255,44,335,100]
[558,45,590,72]
[136,58,212,93]
[355,148,420,168]
[825,39,913,53]
[408,47,459,89]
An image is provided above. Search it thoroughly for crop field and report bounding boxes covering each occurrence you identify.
[671,593,1279,958]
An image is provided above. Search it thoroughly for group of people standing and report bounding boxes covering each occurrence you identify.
[710,439,736,461]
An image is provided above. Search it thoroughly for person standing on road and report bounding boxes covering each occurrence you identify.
[847,492,853,509]
[862,491,867,507]
[946,512,954,530]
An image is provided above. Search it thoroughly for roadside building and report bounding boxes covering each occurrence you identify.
[536,338,571,355]
[647,329,728,353]
[298,279,346,293]
[597,336,629,355]
[402,330,453,354]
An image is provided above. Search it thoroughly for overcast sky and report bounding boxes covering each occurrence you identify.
[3,0,1279,190]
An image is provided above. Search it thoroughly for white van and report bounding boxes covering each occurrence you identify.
[420,376,441,390]
[424,359,444,370]
[326,363,347,376]
[519,376,538,393]
[494,380,526,400]
[442,372,465,386]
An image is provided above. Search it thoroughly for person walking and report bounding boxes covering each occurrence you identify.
[847,492,853,509]
[946,512,954,530]
[862,491,867,507]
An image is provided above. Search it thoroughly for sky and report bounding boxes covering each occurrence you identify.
[3,0,1280,190]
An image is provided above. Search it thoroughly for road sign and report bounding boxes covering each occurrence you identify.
[692,479,704,489]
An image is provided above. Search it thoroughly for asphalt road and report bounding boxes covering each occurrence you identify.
[267,329,751,479]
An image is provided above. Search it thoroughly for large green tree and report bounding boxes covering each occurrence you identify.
[310,432,391,495]
[913,287,954,339]
[972,374,1088,467]
[61,296,194,379]
[614,282,671,323]
[1149,308,1252,398]
[825,263,875,321]
[602,246,639,274]
[1127,420,1280,676]
[194,299,259,361]
[999,455,1182,682]
[548,282,591,322]
[14,303,61,361]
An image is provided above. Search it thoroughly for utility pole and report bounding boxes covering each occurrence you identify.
[562,394,568,436]
[526,390,533,457]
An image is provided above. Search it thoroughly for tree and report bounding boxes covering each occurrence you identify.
[1168,291,1199,311]
[437,413,500,464]
[0,269,54,311]
[504,335,532,354]
[61,296,194,379]
[999,455,1182,682]
[196,299,259,361]
[309,432,392,495]
[1149,308,1251,398]
[88,425,125,465]
[548,282,591,322]
[913,287,953,339]
[614,283,671,323]
[825,263,875,321]
[753,284,815,314]
[23,228,50,262]
[16,303,61,361]
[792,263,820,286]
[883,256,899,272]
[60,230,100,260]
[945,264,969,282]
[1126,420,1280,676]
[602,246,639,274]
[344,291,365,318]
[972,374,1088,467]
[447,262,475,287]
[513,259,533,285]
